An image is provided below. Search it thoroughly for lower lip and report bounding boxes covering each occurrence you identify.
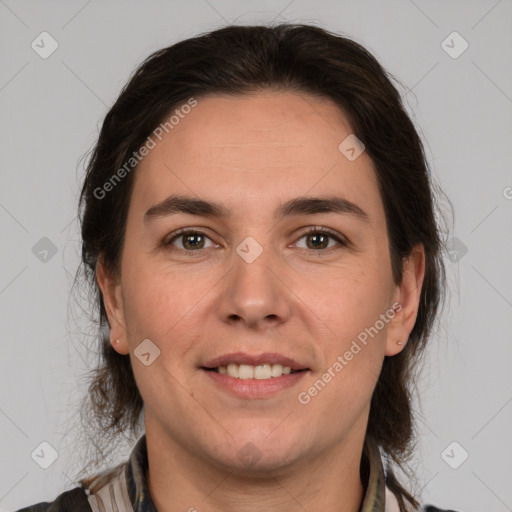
[202,369,308,399]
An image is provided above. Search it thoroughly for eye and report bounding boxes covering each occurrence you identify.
[164,229,217,251]
[163,227,348,254]
[294,227,347,251]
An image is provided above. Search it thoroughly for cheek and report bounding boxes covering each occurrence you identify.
[121,237,208,319]
[120,253,222,379]
[121,266,203,402]
[296,334,383,443]
[301,261,392,401]
[304,262,393,341]
[120,262,188,349]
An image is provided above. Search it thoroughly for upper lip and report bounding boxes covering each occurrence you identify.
[202,352,309,371]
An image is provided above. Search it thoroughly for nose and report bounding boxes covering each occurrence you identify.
[217,241,292,330]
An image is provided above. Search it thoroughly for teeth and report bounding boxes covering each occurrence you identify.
[271,364,283,377]
[227,363,239,378]
[254,364,272,379]
[238,364,254,379]
[217,363,294,379]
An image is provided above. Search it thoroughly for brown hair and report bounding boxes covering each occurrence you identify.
[75,23,447,510]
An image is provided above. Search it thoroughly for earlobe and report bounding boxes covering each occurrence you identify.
[385,244,426,356]
[385,339,406,358]
[96,256,130,355]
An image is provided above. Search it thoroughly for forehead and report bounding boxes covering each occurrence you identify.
[153,91,354,165]
[131,91,383,222]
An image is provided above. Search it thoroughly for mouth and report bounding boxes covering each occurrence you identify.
[200,352,310,398]
[201,352,309,380]
[202,363,306,379]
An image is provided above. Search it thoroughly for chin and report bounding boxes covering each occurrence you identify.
[207,431,305,474]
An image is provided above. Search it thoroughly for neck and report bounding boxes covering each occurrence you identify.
[145,423,367,512]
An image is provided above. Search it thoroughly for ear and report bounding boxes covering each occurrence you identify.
[385,244,426,356]
[96,255,129,355]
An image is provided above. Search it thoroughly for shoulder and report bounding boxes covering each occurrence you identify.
[14,487,91,512]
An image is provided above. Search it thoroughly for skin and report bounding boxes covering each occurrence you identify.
[97,91,425,512]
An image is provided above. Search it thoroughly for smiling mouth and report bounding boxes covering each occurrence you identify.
[202,363,307,380]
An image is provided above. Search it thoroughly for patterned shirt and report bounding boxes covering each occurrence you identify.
[15,434,457,512]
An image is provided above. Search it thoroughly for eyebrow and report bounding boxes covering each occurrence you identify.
[144,194,370,224]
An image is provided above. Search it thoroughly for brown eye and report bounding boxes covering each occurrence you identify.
[165,230,215,251]
[305,232,330,250]
[295,227,346,251]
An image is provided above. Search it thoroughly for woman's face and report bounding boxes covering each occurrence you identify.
[99,91,423,473]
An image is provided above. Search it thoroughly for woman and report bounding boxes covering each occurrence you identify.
[17,23,455,512]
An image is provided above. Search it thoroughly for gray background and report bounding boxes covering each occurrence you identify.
[1,1,511,511]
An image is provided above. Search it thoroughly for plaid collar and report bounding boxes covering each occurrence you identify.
[360,435,388,511]
[123,434,387,512]
[123,434,157,511]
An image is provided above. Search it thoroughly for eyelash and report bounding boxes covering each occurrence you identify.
[163,226,348,255]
